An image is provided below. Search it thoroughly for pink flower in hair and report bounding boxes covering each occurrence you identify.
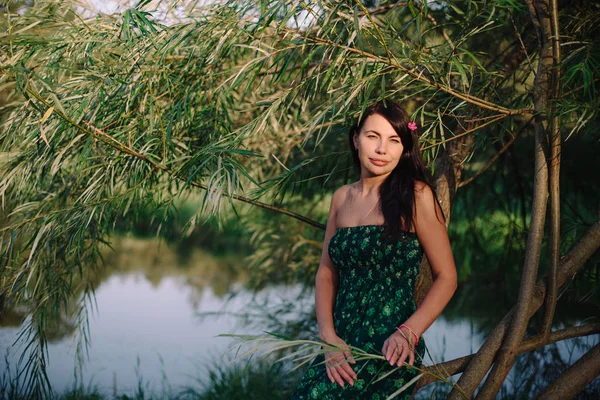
[408,121,418,131]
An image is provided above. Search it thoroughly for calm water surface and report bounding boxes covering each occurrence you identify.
[0,275,481,395]
[0,273,302,394]
[0,238,596,397]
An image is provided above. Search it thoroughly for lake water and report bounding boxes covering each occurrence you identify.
[0,237,597,397]
[1,274,483,396]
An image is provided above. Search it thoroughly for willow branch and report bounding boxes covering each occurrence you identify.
[417,4,455,50]
[293,33,533,116]
[510,14,535,73]
[26,87,152,162]
[561,78,600,98]
[368,2,406,16]
[25,86,326,231]
[458,134,516,188]
[214,188,325,229]
[421,115,508,151]
[521,324,600,353]
[354,0,393,62]
[0,171,155,234]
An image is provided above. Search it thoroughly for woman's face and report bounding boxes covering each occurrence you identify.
[353,113,404,178]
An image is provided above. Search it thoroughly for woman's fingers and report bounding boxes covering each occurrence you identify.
[326,367,334,383]
[343,351,356,364]
[385,335,417,367]
[335,365,355,386]
[386,340,396,363]
[389,341,400,366]
[326,352,356,387]
[396,346,409,367]
[340,361,357,381]
[332,354,356,385]
[329,366,345,387]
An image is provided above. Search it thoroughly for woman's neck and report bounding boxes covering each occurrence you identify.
[355,173,390,197]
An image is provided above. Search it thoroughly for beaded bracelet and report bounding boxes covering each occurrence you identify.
[398,323,419,346]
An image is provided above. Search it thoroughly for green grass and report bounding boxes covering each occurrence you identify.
[184,360,299,400]
[0,358,298,400]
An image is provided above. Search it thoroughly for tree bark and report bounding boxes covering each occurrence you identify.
[449,2,554,398]
[473,1,558,394]
[536,341,600,399]
[475,76,550,400]
[416,323,600,389]
[541,0,562,339]
[414,131,473,305]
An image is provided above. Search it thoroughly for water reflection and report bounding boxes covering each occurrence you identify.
[2,274,305,394]
[1,235,598,397]
[1,272,488,396]
[0,235,246,393]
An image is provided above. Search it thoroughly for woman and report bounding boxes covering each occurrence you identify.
[290,100,458,399]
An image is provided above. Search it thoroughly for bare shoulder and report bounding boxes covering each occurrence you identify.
[414,181,444,224]
[331,184,353,207]
[325,185,353,230]
[414,180,434,203]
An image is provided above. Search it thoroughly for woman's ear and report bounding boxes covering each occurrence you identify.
[353,132,358,150]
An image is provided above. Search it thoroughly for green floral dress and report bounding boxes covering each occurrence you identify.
[290,225,426,400]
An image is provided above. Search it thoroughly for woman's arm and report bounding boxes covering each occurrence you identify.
[383,182,458,367]
[404,182,458,338]
[315,187,358,387]
[315,187,344,341]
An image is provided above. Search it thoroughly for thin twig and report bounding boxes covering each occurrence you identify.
[354,0,393,63]
[458,117,534,188]
[510,14,535,73]
[418,4,455,50]
[421,115,508,151]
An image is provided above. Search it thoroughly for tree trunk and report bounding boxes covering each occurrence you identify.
[414,131,473,305]
[540,0,562,339]
[416,323,600,389]
[471,3,555,396]
[448,2,555,398]
[536,342,600,399]
[416,217,600,390]
[448,219,599,400]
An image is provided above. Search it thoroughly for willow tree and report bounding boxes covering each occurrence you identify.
[1,0,599,398]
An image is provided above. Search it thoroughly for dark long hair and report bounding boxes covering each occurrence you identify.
[348,99,443,241]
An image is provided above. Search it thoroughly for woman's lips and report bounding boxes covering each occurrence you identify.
[369,158,389,166]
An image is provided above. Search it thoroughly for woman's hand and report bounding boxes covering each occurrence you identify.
[322,335,357,387]
[382,327,416,367]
